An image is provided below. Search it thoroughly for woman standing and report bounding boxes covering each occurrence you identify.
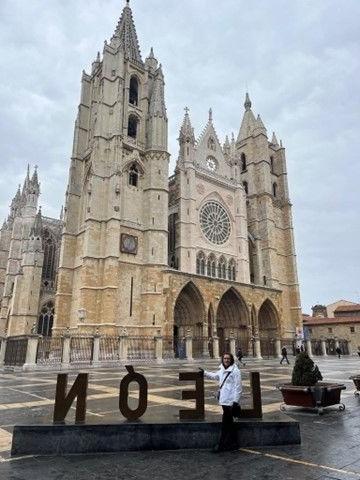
[202,352,242,452]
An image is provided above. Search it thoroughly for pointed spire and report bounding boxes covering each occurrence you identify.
[112,1,143,66]
[237,93,257,143]
[253,114,267,137]
[149,65,166,117]
[271,131,279,146]
[179,107,195,145]
[244,92,252,111]
[209,108,213,123]
[30,207,42,237]
[60,205,64,221]
[145,46,158,72]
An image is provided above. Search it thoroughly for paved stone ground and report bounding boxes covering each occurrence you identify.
[0,356,360,479]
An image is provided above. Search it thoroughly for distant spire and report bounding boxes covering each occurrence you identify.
[112,1,143,66]
[223,135,230,155]
[30,207,42,237]
[149,47,154,58]
[209,108,213,122]
[149,65,166,117]
[145,46,158,72]
[244,92,252,111]
[179,107,195,145]
[271,131,279,146]
[60,205,64,221]
[254,114,267,136]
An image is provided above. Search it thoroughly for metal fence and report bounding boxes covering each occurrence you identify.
[36,336,63,365]
[127,336,156,360]
[193,336,206,358]
[99,336,120,362]
[4,337,28,366]
[70,336,94,364]
[163,336,176,359]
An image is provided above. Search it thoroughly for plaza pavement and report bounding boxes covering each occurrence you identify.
[0,355,360,479]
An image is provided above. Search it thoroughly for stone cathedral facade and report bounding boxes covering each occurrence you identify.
[0,167,62,337]
[2,2,303,358]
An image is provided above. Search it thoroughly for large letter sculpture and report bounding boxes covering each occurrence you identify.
[53,373,88,424]
[179,371,205,420]
[119,365,148,420]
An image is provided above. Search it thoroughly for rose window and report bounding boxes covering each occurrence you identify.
[200,201,231,245]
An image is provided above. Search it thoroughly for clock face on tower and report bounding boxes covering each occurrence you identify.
[120,234,138,254]
[206,156,217,172]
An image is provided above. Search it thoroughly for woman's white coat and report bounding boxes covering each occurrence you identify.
[204,363,242,406]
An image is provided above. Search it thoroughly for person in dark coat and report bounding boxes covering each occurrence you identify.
[335,346,341,359]
[280,346,289,364]
[236,347,246,366]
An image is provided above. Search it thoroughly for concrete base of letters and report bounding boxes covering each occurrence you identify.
[11,413,300,456]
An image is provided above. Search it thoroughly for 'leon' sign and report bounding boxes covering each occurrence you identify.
[53,366,262,424]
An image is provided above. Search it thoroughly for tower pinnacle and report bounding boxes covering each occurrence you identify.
[244,92,252,111]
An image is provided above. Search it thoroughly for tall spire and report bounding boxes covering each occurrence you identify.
[271,131,279,146]
[237,93,256,142]
[112,1,143,66]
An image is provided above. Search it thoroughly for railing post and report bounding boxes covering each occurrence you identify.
[155,332,163,363]
[118,334,128,361]
[23,335,40,371]
[275,338,282,359]
[254,337,262,359]
[0,337,6,368]
[92,333,101,367]
[212,336,219,359]
[186,334,193,361]
[62,332,71,368]
[306,339,313,357]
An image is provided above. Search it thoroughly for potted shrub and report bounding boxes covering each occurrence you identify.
[277,352,346,414]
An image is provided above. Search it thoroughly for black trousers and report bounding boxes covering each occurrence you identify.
[218,405,238,450]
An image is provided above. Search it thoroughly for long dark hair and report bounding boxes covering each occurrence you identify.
[221,352,234,367]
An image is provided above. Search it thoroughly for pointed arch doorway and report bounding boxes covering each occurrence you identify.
[258,299,280,358]
[173,282,205,358]
[216,288,249,356]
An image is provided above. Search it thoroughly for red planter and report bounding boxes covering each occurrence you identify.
[277,383,346,414]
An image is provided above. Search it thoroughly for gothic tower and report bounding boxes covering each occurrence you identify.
[55,1,170,333]
[236,93,302,337]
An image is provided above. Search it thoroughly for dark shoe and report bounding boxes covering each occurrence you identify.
[212,444,223,453]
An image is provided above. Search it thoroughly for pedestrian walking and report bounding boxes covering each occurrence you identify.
[335,346,341,359]
[236,347,246,366]
[200,353,242,452]
[280,346,290,364]
[300,345,304,352]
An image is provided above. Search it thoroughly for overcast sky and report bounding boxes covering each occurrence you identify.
[0,0,359,313]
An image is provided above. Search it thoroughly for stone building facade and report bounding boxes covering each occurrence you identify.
[53,1,302,357]
[0,167,62,337]
[303,302,360,355]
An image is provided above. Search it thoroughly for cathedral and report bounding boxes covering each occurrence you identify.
[0,1,302,358]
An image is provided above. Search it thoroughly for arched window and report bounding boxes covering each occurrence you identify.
[243,181,248,195]
[207,137,216,151]
[207,255,216,277]
[37,300,54,337]
[241,153,247,172]
[218,257,226,279]
[42,229,56,287]
[129,164,139,187]
[270,156,274,174]
[272,182,277,197]
[228,259,236,281]
[196,252,205,275]
[128,114,139,139]
[129,76,139,106]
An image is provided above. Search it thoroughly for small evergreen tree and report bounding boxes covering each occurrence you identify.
[291,352,323,386]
